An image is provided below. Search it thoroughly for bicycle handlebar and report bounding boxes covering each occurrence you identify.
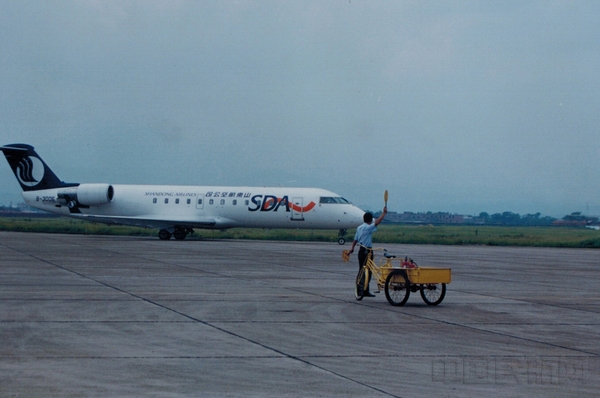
[346,244,417,268]
[357,244,398,259]
[356,244,385,251]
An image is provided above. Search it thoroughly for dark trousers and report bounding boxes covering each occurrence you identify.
[358,246,373,293]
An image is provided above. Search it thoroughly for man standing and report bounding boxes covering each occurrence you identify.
[347,206,387,297]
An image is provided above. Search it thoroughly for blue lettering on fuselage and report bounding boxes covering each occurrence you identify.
[248,195,290,212]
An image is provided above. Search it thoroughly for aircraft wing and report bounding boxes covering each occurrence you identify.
[72,214,219,229]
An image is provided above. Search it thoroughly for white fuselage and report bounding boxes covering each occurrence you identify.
[22,184,365,231]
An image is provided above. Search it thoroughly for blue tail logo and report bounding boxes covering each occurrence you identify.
[1,144,77,191]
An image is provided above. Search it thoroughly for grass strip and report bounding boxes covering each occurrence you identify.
[0,217,599,248]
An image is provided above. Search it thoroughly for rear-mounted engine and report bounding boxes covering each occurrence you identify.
[57,183,114,208]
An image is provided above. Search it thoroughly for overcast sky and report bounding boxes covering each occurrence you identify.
[1,1,599,217]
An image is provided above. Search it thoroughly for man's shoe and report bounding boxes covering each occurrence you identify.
[364,292,376,297]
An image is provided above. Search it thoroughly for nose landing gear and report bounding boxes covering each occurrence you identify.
[338,229,348,245]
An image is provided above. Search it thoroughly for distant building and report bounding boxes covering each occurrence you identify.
[552,219,588,227]
[0,202,45,214]
[553,212,599,227]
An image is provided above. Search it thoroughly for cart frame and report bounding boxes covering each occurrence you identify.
[346,246,451,306]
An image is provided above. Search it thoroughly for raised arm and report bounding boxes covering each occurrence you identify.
[374,206,387,226]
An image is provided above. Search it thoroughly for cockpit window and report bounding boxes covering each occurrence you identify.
[320,197,351,204]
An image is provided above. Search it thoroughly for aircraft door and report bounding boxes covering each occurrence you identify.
[291,197,304,221]
[196,194,204,209]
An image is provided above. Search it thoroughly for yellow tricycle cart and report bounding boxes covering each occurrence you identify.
[343,247,452,306]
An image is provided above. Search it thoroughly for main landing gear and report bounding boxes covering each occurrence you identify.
[159,228,349,245]
[158,227,193,240]
[338,229,348,245]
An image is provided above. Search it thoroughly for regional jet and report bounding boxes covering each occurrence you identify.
[1,144,364,243]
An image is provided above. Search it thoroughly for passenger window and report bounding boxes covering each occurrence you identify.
[209,199,214,205]
[198,199,203,205]
[187,199,191,205]
[245,200,249,206]
[220,199,225,205]
[233,200,237,205]
[175,198,180,204]
[164,198,169,204]
[153,198,157,204]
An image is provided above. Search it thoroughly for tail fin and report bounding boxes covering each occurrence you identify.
[0,143,76,191]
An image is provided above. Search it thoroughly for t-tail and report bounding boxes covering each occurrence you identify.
[0,143,77,191]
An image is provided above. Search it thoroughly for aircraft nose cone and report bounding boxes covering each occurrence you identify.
[349,205,364,223]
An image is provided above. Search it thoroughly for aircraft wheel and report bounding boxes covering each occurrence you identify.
[173,229,187,240]
[158,229,172,240]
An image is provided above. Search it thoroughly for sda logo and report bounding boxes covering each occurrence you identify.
[16,156,45,187]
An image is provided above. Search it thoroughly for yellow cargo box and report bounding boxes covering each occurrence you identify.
[405,267,451,284]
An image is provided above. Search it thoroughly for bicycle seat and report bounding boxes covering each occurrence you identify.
[383,251,396,259]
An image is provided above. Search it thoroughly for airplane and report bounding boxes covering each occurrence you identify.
[1,143,364,243]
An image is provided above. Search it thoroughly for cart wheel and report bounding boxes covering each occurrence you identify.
[355,267,368,300]
[420,283,446,306]
[385,270,410,306]
[158,229,172,240]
